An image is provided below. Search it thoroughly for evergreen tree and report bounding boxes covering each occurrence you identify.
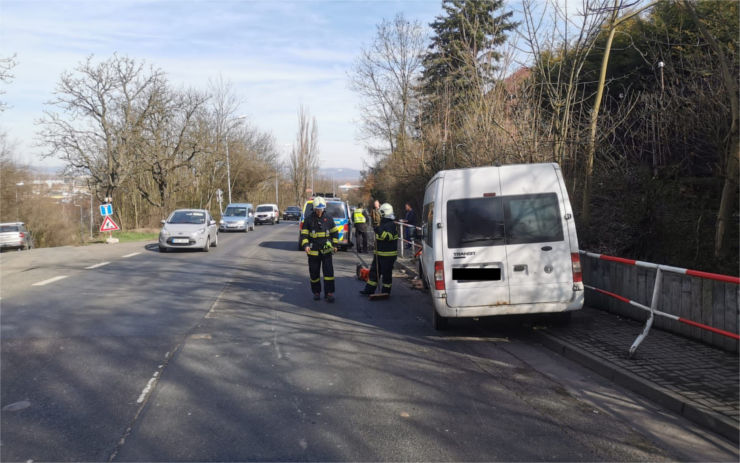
[419,0,517,107]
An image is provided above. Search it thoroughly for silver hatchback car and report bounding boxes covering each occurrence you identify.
[0,222,33,251]
[158,209,218,252]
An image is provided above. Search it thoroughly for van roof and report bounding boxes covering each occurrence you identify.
[226,202,253,206]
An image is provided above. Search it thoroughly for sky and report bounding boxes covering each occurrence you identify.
[0,0,447,172]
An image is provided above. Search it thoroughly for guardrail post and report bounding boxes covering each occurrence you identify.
[629,266,663,358]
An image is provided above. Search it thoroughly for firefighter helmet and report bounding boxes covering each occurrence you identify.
[313,196,327,210]
[379,203,394,218]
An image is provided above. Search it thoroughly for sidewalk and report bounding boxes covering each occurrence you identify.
[394,255,740,444]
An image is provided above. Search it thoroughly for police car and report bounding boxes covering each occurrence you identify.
[298,196,353,251]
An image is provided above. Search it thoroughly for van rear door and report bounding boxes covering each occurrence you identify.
[501,165,573,304]
[443,169,509,308]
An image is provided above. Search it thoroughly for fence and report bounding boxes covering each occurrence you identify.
[581,252,739,354]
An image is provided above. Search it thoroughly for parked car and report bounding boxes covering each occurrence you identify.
[219,203,254,232]
[0,222,33,251]
[283,206,301,221]
[298,198,352,250]
[158,209,218,252]
[255,204,280,225]
[419,163,583,330]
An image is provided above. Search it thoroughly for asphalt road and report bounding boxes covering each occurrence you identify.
[1,223,735,461]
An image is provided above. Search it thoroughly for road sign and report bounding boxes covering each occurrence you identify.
[99,203,113,216]
[99,216,120,232]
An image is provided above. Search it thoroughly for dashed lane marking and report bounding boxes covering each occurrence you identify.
[32,275,68,286]
[85,262,111,269]
[121,252,141,258]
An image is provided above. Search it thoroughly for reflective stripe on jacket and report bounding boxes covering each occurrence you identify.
[373,218,398,257]
[301,212,340,254]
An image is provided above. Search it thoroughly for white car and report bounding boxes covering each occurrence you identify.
[158,209,218,252]
[255,204,279,225]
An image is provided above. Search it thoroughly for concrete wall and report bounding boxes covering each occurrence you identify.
[582,255,739,353]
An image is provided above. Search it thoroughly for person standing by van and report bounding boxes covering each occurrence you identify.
[369,199,381,250]
[360,203,398,296]
[301,197,339,303]
[402,202,417,250]
[353,203,369,253]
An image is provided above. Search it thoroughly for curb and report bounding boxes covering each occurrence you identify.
[393,256,739,444]
[535,332,739,444]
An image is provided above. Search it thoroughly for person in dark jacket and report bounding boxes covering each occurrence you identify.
[402,202,417,250]
[360,203,399,296]
[301,197,340,302]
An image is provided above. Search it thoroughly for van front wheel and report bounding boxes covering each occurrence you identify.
[432,307,448,331]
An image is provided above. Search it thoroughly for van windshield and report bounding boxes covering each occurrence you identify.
[224,207,247,217]
[446,193,563,248]
[0,225,20,232]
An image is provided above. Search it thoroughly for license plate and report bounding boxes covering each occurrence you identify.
[173,238,189,244]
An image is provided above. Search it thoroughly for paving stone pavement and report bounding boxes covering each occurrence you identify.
[393,256,740,444]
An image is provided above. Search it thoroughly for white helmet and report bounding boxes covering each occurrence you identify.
[313,196,326,210]
[379,203,394,219]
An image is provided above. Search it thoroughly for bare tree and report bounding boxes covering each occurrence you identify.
[38,54,167,200]
[349,14,425,160]
[683,0,738,259]
[0,54,17,112]
[288,105,319,205]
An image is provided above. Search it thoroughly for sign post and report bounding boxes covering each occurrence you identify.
[99,199,119,243]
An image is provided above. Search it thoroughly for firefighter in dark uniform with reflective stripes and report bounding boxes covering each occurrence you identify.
[360,203,398,296]
[301,197,340,302]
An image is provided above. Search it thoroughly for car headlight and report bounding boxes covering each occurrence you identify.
[160,228,170,236]
[192,228,206,237]
[219,220,224,225]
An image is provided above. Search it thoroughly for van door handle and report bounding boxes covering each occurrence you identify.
[513,264,527,272]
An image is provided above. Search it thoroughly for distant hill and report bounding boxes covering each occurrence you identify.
[318,168,361,181]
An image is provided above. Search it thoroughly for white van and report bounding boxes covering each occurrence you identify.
[255,204,280,225]
[419,163,583,330]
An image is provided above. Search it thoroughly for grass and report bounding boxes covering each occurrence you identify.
[90,229,159,243]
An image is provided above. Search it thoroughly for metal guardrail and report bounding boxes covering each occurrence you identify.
[580,251,740,357]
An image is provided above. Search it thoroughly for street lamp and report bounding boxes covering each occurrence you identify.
[225,115,248,205]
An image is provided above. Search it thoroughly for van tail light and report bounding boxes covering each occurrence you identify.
[19,232,25,238]
[571,253,582,283]
[343,224,349,233]
[299,221,303,230]
[434,261,445,290]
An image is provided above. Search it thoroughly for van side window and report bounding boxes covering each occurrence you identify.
[504,193,563,245]
[446,197,505,248]
[422,202,434,247]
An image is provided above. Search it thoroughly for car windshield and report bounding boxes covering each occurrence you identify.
[286,207,300,212]
[303,202,345,219]
[256,206,272,212]
[224,207,247,217]
[169,211,206,224]
[0,225,19,232]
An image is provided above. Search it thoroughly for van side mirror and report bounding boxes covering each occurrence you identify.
[161,219,166,225]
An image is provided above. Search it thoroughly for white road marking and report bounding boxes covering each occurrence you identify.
[85,262,110,269]
[32,276,68,286]
[121,252,141,258]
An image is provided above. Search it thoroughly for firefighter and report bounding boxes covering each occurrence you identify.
[359,203,398,296]
[353,203,369,253]
[301,197,340,302]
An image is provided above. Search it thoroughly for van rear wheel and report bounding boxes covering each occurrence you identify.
[432,307,448,331]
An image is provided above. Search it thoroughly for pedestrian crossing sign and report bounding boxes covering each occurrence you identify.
[100,216,120,232]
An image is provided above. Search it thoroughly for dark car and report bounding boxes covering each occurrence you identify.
[283,206,301,221]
